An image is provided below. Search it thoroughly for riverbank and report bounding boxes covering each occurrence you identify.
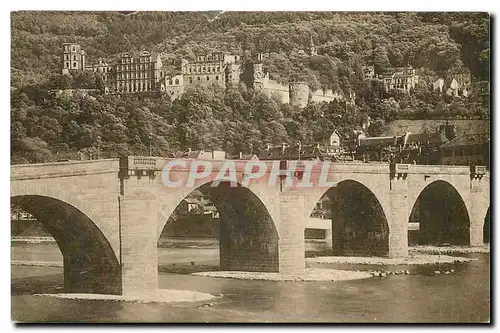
[192,268,372,282]
[11,236,56,244]
[307,254,476,266]
[12,260,62,267]
[36,289,218,304]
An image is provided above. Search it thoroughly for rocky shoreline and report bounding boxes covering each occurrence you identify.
[307,254,477,266]
[192,268,372,282]
[409,245,489,254]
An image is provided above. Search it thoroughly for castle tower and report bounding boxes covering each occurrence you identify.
[226,63,241,87]
[289,82,310,108]
[253,63,264,89]
[61,43,86,75]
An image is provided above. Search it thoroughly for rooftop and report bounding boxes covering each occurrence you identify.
[441,134,490,148]
[380,120,490,137]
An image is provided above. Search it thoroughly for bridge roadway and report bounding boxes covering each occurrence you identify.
[10,157,490,295]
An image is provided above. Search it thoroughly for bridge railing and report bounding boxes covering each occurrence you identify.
[11,158,120,180]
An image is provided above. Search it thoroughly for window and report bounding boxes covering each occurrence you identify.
[443,148,453,157]
[189,77,193,84]
[465,147,473,156]
[215,76,219,80]
[73,62,77,68]
[168,80,173,85]
[72,46,75,51]
[197,76,200,81]
[65,55,69,60]
[73,55,77,61]
[455,147,464,157]
[65,62,69,68]
[175,79,179,85]
[217,66,220,72]
[207,76,210,81]
[189,68,192,73]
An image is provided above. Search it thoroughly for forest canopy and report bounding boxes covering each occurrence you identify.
[10,11,490,163]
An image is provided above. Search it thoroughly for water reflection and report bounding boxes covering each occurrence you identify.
[12,242,490,323]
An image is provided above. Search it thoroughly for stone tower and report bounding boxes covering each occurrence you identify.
[289,82,310,108]
[62,43,86,75]
[226,63,241,87]
[253,63,264,89]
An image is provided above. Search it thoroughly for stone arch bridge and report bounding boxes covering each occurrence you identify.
[11,157,490,295]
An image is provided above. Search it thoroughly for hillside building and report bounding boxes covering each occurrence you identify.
[61,44,165,94]
[382,67,419,93]
[181,52,235,89]
[61,43,86,74]
[112,51,164,94]
[433,71,472,98]
[60,43,353,108]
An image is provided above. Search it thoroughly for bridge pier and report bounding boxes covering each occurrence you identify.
[278,192,306,275]
[469,179,490,247]
[325,228,333,250]
[388,178,409,257]
[118,195,158,295]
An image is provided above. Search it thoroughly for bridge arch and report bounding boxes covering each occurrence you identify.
[307,179,390,257]
[11,195,121,294]
[158,181,279,273]
[408,180,470,245]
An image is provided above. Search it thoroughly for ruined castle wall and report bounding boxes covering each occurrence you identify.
[289,82,310,108]
[263,78,290,104]
[310,89,343,104]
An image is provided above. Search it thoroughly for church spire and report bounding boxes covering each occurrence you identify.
[309,35,317,56]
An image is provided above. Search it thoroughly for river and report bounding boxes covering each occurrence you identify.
[11,239,490,323]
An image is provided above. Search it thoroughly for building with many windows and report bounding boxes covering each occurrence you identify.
[61,43,86,74]
[61,44,165,94]
[60,44,353,108]
[180,52,239,89]
[111,51,164,94]
[382,67,419,93]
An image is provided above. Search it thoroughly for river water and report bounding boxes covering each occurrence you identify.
[11,239,490,323]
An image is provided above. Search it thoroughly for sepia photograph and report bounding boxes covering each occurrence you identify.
[9,9,491,323]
